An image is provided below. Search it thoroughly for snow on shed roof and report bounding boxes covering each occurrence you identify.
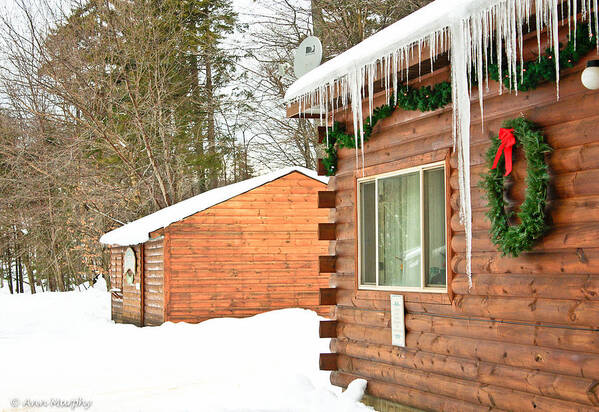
[100,166,328,246]
[284,0,497,103]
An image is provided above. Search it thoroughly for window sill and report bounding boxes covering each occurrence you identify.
[358,285,447,294]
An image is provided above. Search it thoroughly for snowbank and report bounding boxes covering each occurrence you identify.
[0,284,370,412]
[100,166,328,247]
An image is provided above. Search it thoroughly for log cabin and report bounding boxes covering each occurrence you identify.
[99,167,330,326]
[285,0,599,410]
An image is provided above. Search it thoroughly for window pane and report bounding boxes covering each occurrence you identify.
[424,168,446,287]
[359,181,376,285]
[378,172,421,287]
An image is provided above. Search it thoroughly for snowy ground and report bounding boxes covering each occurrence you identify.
[0,281,372,412]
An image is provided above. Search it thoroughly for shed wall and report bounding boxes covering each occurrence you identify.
[144,236,164,326]
[163,172,330,322]
[327,32,599,410]
[109,246,125,323]
[121,244,142,326]
[108,237,164,326]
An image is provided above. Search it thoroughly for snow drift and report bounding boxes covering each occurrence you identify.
[0,282,370,412]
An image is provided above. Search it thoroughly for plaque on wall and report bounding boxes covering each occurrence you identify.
[390,294,405,347]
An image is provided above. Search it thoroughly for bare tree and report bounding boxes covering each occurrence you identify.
[231,0,432,171]
[0,0,239,291]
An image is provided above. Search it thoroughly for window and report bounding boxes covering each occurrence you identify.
[358,162,447,291]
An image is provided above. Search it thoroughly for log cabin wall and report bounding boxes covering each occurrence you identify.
[109,246,125,323]
[163,172,331,323]
[325,26,599,411]
[108,239,164,326]
[143,236,164,326]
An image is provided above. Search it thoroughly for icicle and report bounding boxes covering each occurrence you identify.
[594,0,599,52]
[368,63,374,122]
[407,44,412,83]
[392,50,398,105]
[497,7,504,94]
[418,38,422,78]
[348,70,359,172]
[517,0,524,82]
[506,0,517,92]
[574,0,578,48]
[568,0,572,39]
[536,0,543,58]
[551,0,560,99]
[483,9,490,92]
[429,32,435,72]
[360,65,366,175]
[473,15,484,127]
[451,20,473,289]
[382,56,388,104]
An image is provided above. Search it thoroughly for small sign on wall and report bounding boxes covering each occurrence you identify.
[390,294,405,347]
[123,247,136,286]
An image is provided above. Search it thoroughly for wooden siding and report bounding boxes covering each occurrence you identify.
[109,246,124,323]
[143,237,164,326]
[109,238,164,326]
[327,27,599,411]
[121,244,142,326]
[163,172,330,323]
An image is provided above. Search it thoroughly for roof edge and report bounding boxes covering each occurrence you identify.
[100,166,328,247]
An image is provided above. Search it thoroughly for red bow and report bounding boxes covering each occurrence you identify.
[492,128,516,176]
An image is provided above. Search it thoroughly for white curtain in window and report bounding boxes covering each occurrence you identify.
[378,172,420,287]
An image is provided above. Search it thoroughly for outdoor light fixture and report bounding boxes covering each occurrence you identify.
[581,60,599,90]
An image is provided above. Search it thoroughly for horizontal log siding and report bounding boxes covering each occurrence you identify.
[109,246,125,323]
[328,31,599,411]
[164,172,330,322]
[143,237,164,326]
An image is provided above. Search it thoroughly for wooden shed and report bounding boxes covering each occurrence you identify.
[100,167,330,326]
[286,1,599,410]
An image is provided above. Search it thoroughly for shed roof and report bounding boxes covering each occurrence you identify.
[100,166,328,246]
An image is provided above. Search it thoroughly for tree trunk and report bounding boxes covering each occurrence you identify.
[17,256,24,293]
[54,257,65,292]
[205,56,218,190]
[47,266,55,292]
[6,253,13,294]
[311,1,324,36]
[23,251,36,294]
[189,52,206,194]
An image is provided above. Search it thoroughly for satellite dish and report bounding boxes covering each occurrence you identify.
[293,36,322,78]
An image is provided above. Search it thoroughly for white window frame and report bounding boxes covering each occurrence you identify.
[357,160,448,293]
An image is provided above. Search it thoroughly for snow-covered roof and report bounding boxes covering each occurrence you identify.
[285,0,492,103]
[100,167,328,246]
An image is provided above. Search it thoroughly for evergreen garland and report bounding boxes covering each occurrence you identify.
[479,118,551,257]
[321,22,592,176]
[322,81,452,175]
[488,21,595,90]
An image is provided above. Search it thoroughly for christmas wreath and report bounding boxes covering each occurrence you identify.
[480,117,552,257]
